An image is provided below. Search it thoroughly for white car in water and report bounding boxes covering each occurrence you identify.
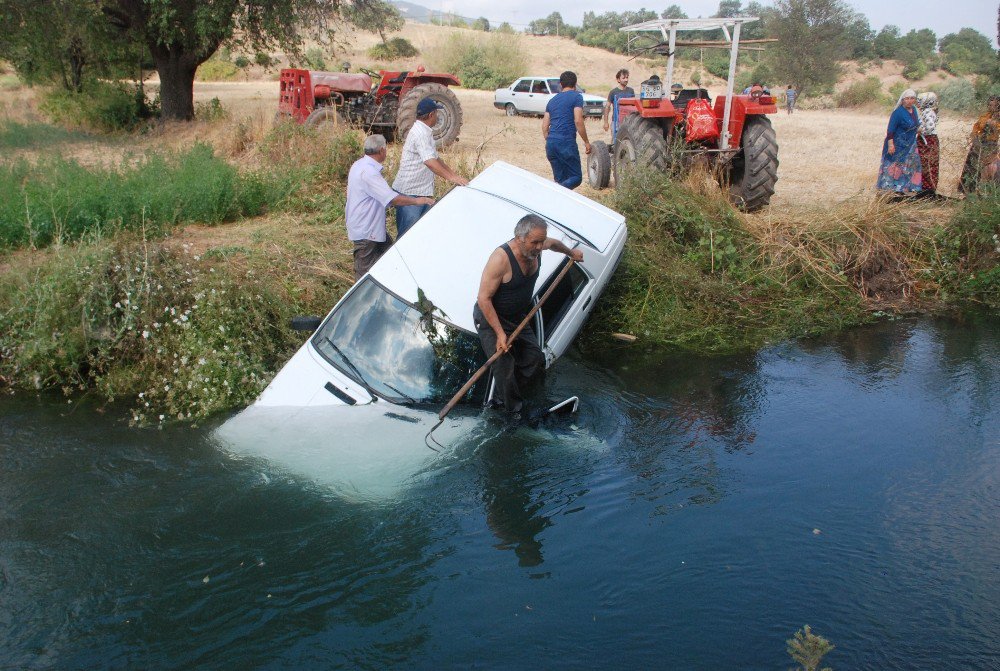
[215,161,626,495]
[494,77,606,118]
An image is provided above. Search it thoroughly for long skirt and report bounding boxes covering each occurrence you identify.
[876,142,922,193]
[916,135,939,193]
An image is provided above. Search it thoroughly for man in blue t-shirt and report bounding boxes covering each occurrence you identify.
[542,71,591,190]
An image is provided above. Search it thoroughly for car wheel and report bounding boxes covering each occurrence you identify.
[505,103,518,117]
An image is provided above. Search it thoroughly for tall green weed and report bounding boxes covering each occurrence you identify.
[0,143,275,248]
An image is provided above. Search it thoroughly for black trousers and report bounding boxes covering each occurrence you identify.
[473,309,545,413]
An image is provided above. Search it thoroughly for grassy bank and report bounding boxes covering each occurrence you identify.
[0,121,996,424]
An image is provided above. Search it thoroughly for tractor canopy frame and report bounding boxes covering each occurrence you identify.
[620,17,768,151]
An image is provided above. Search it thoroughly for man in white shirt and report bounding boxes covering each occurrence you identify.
[346,134,435,280]
[391,97,468,237]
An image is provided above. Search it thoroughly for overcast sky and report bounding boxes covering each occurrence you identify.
[429,0,998,42]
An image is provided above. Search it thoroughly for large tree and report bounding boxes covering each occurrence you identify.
[767,0,853,94]
[0,0,136,92]
[99,0,398,120]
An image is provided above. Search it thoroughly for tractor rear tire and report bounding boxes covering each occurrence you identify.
[725,116,778,211]
[397,83,463,149]
[305,106,345,131]
[588,140,611,189]
[612,113,668,186]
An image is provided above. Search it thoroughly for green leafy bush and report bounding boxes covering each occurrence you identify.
[836,76,883,107]
[0,143,278,248]
[367,37,419,60]
[195,97,228,122]
[427,32,527,90]
[39,82,154,132]
[929,186,1000,308]
[304,47,327,70]
[234,55,251,69]
[0,238,311,423]
[933,77,976,112]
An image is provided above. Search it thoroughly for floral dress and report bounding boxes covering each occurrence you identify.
[876,105,922,194]
[917,104,939,192]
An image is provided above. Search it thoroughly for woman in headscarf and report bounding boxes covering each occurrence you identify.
[876,89,922,196]
[959,95,1000,194]
[916,92,939,197]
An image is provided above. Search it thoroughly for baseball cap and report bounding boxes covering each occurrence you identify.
[417,97,444,117]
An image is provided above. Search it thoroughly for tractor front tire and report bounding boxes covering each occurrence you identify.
[725,116,778,211]
[612,113,668,186]
[305,106,345,131]
[397,83,463,149]
[588,140,611,189]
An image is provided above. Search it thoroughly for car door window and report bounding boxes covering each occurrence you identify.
[547,79,562,93]
[536,260,590,342]
[513,80,530,93]
[532,80,548,94]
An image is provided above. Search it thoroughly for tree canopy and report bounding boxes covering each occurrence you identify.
[0,0,402,121]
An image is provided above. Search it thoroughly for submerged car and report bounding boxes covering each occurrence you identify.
[255,160,625,410]
[216,161,626,496]
[494,77,605,118]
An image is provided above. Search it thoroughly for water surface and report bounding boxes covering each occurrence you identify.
[1,315,997,669]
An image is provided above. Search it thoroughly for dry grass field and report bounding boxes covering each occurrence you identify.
[3,20,980,218]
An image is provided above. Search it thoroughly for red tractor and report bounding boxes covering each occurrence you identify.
[276,65,463,149]
[589,18,779,211]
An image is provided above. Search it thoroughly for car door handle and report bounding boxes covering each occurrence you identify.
[582,296,592,311]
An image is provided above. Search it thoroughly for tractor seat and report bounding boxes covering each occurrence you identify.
[388,72,409,84]
[672,88,710,114]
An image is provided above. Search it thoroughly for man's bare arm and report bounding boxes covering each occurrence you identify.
[542,112,551,140]
[476,250,511,352]
[424,157,470,186]
[542,237,584,262]
[574,107,591,154]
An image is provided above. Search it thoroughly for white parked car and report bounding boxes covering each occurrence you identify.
[215,161,626,496]
[494,77,606,118]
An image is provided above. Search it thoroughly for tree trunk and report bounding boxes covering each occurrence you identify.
[153,45,199,121]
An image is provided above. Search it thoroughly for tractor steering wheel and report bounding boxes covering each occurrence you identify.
[360,67,380,79]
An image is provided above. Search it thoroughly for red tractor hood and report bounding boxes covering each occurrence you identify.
[309,71,373,94]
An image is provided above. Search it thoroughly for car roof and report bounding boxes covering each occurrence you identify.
[369,161,625,333]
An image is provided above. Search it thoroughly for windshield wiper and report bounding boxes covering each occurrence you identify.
[382,382,418,405]
[323,337,379,404]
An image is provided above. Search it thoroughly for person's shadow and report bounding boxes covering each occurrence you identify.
[478,439,551,568]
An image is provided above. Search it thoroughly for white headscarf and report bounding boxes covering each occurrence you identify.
[918,91,938,110]
[897,89,917,107]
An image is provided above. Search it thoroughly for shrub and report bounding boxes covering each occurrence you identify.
[304,47,326,70]
[0,237,315,424]
[196,59,240,81]
[427,32,527,90]
[836,76,883,107]
[195,97,228,122]
[367,37,419,60]
[255,52,275,67]
[902,58,929,80]
[929,186,1000,308]
[39,82,154,132]
[933,77,976,112]
[234,55,251,69]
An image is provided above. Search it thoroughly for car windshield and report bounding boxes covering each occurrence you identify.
[311,279,487,405]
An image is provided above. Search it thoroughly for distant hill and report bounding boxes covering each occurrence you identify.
[391,0,472,26]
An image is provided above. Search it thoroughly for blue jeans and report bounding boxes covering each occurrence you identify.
[546,138,582,190]
[395,201,431,238]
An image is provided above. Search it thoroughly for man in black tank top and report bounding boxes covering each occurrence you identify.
[473,214,583,413]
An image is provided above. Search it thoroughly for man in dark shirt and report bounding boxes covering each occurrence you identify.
[474,214,583,413]
[603,68,634,144]
[542,71,592,190]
